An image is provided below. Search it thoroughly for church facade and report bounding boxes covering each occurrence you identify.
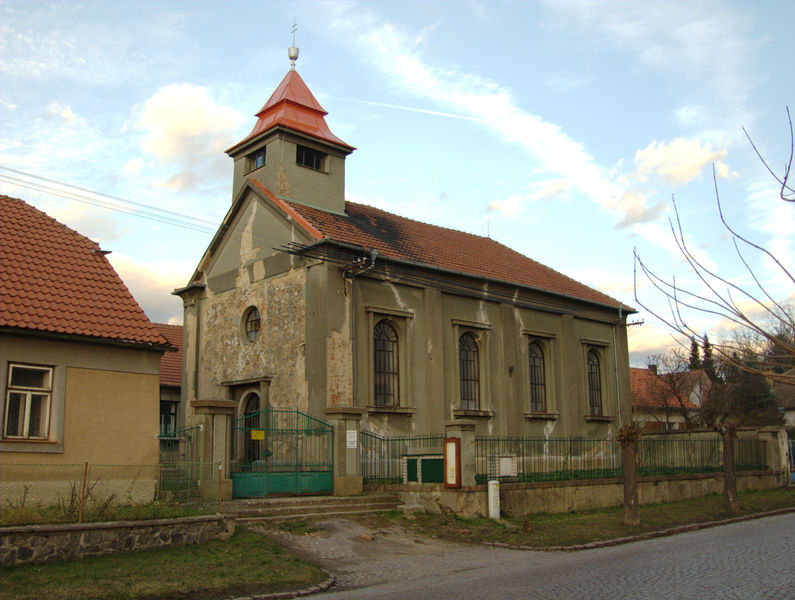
[176,48,634,497]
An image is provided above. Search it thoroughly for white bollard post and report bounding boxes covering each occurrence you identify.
[488,479,500,520]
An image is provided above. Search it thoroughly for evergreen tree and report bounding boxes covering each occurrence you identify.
[688,338,701,370]
[702,334,717,381]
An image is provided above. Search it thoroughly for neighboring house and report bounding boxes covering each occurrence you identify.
[0,195,170,468]
[771,368,795,431]
[154,323,183,438]
[631,366,706,431]
[175,50,635,497]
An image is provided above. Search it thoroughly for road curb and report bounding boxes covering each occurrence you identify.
[229,570,336,600]
[482,506,795,552]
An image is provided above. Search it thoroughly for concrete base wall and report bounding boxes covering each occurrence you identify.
[378,470,785,518]
[0,516,235,566]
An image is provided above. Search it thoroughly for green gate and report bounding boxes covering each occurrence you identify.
[231,408,334,497]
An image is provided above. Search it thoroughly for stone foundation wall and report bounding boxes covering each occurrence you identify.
[380,469,786,518]
[0,515,235,566]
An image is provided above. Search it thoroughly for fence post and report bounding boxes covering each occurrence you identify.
[618,423,642,526]
[78,460,89,524]
[217,461,222,515]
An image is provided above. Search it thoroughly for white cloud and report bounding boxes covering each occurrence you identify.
[631,138,730,185]
[137,84,243,160]
[543,1,760,137]
[47,102,77,123]
[488,179,571,217]
[135,84,245,192]
[107,253,189,325]
[122,158,144,176]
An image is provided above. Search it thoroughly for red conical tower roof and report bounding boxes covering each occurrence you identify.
[227,70,354,154]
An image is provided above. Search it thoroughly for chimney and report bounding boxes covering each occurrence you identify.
[649,364,658,375]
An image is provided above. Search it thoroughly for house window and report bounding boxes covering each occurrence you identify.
[587,350,602,416]
[160,401,178,437]
[4,364,52,439]
[459,333,480,410]
[296,144,325,171]
[373,320,399,407]
[244,306,260,343]
[248,149,266,172]
[529,341,546,413]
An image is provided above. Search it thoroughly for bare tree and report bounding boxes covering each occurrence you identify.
[645,348,709,430]
[634,108,794,513]
[634,108,795,385]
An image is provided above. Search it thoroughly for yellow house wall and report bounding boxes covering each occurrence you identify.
[0,333,160,466]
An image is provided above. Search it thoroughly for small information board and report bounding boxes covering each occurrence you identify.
[346,429,358,449]
[444,437,461,488]
[250,429,265,441]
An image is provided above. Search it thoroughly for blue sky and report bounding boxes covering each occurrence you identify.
[1,0,793,366]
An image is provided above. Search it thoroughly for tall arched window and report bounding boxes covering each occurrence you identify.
[587,350,602,415]
[459,333,480,410]
[374,320,399,406]
[529,341,546,413]
[242,393,261,465]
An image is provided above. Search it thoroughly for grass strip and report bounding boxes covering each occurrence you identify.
[0,527,326,600]
[358,487,795,548]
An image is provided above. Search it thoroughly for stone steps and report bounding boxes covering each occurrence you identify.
[222,494,401,522]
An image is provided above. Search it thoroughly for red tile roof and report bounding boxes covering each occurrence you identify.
[284,198,627,309]
[154,323,182,387]
[0,195,169,348]
[227,70,353,154]
[630,367,701,409]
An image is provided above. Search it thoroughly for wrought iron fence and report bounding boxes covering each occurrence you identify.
[360,432,445,484]
[475,437,621,484]
[475,435,768,484]
[158,425,200,463]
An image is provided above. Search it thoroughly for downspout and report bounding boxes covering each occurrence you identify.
[349,249,378,407]
[613,306,623,425]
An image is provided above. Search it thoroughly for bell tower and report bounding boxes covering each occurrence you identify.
[226,42,354,214]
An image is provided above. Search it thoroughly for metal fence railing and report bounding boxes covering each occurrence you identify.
[0,462,220,526]
[475,435,768,484]
[158,426,200,464]
[360,432,445,484]
[475,437,621,484]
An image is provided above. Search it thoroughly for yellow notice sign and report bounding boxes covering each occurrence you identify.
[250,429,265,440]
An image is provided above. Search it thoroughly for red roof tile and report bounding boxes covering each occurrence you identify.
[154,323,182,387]
[0,195,169,348]
[630,367,701,409]
[227,70,353,154]
[286,199,627,309]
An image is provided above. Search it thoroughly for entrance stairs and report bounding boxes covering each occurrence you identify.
[221,493,401,523]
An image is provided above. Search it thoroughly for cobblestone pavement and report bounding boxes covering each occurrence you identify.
[255,513,794,599]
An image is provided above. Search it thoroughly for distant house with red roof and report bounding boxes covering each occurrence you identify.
[175,49,635,498]
[153,323,183,434]
[1,195,171,468]
[630,366,707,431]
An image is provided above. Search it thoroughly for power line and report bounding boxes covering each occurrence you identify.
[0,166,220,234]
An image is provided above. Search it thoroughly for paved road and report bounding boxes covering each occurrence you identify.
[315,513,794,599]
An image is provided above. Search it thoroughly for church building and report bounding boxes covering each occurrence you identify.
[176,45,634,498]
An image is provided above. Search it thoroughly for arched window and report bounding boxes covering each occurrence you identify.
[244,306,260,343]
[242,393,261,464]
[529,341,546,413]
[374,320,399,406]
[587,350,602,415]
[459,333,480,410]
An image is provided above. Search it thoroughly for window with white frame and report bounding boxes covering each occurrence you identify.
[587,350,603,416]
[4,363,52,439]
[528,341,546,413]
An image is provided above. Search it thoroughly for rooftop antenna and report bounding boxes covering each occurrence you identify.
[288,18,299,71]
